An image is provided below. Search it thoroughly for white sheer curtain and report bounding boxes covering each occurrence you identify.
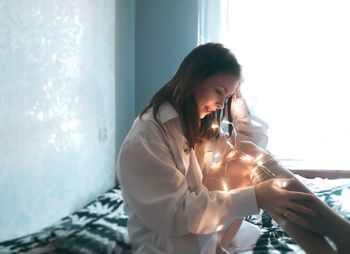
[198,0,224,44]
[198,0,350,170]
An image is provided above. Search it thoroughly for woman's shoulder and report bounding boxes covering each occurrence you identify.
[122,102,181,145]
[128,114,160,138]
[123,112,163,142]
[135,103,179,128]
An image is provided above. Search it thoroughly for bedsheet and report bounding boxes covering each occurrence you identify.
[0,176,349,254]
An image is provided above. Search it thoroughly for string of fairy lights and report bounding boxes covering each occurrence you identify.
[210,121,277,191]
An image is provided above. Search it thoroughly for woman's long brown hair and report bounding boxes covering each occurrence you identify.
[140,43,241,149]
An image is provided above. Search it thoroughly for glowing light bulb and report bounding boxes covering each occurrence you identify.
[214,152,221,159]
[211,162,222,170]
[226,150,237,160]
[278,180,288,188]
[256,154,264,162]
[241,154,254,162]
[222,181,229,192]
[211,123,219,129]
[257,160,263,166]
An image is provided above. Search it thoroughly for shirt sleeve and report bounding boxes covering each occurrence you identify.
[233,97,269,148]
[117,124,259,237]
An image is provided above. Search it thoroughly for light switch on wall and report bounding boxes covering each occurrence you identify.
[98,125,108,142]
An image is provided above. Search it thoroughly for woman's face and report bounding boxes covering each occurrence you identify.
[194,74,240,119]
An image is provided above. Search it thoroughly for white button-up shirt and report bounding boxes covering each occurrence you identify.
[117,101,268,254]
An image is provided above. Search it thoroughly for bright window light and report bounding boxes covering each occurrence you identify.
[218,0,350,170]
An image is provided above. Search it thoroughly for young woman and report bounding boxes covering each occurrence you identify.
[117,43,317,254]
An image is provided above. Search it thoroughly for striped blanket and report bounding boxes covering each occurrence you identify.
[1,177,349,254]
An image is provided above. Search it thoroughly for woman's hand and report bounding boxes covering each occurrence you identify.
[255,178,318,227]
[230,88,251,120]
[235,87,242,98]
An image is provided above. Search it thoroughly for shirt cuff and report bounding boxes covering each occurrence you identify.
[227,186,260,218]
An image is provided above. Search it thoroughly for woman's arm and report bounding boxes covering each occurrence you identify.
[232,91,269,149]
[201,94,269,188]
[117,126,260,237]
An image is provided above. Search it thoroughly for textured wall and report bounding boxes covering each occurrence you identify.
[0,0,116,241]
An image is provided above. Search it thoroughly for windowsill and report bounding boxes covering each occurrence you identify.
[278,159,350,170]
[278,159,350,179]
[291,169,350,179]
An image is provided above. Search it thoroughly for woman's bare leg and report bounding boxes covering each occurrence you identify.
[270,211,336,254]
[203,159,252,253]
[220,218,243,250]
[252,155,350,254]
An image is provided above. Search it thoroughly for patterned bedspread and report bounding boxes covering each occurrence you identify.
[1,177,349,254]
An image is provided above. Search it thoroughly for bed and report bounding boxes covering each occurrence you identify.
[0,176,349,254]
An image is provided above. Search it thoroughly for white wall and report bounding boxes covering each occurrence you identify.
[0,0,117,241]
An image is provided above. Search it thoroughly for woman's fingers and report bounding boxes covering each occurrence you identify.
[286,190,315,201]
[282,210,309,227]
[282,178,295,187]
[256,179,317,214]
[288,203,317,216]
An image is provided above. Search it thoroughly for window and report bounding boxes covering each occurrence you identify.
[199,0,350,170]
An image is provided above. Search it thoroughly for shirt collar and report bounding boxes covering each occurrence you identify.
[158,102,179,123]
